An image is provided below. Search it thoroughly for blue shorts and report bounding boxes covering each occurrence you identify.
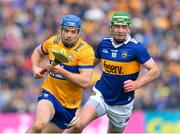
[38,90,77,129]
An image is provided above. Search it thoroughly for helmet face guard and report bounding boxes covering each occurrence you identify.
[111,12,132,27]
[60,14,81,29]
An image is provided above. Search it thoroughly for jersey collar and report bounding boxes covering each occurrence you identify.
[111,34,131,48]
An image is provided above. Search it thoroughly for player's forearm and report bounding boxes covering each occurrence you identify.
[58,68,93,88]
[135,66,160,89]
[31,48,44,70]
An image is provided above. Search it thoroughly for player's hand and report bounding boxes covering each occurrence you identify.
[46,64,53,70]
[123,80,138,92]
[32,66,43,79]
[48,65,62,74]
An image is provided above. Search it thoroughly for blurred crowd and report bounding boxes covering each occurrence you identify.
[0,0,180,113]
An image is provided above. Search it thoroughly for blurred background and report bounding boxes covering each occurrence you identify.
[0,0,180,133]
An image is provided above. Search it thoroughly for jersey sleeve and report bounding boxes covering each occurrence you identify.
[136,42,151,64]
[78,46,94,69]
[41,35,58,55]
[41,39,52,55]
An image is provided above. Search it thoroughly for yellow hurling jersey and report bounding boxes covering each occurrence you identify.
[41,35,94,109]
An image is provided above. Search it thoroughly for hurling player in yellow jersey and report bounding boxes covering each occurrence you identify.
[68,12,160,133]
[26,14,94,133]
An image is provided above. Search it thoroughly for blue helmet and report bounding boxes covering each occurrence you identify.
[60,14,81,29]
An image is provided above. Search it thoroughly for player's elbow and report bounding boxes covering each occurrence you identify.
[80,79,91,89]
[81,83,90,89]
[153,66,160,79]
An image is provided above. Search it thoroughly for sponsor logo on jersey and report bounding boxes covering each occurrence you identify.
[103,61,123,74]
[102,59,140,75]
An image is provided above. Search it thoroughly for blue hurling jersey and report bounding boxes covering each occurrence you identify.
[95,35,151,105]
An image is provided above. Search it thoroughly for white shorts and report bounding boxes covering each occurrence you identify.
[87,87,134,129]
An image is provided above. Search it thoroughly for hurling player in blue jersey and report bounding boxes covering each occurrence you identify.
[26,14,94,133]
[68,12,160,133]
